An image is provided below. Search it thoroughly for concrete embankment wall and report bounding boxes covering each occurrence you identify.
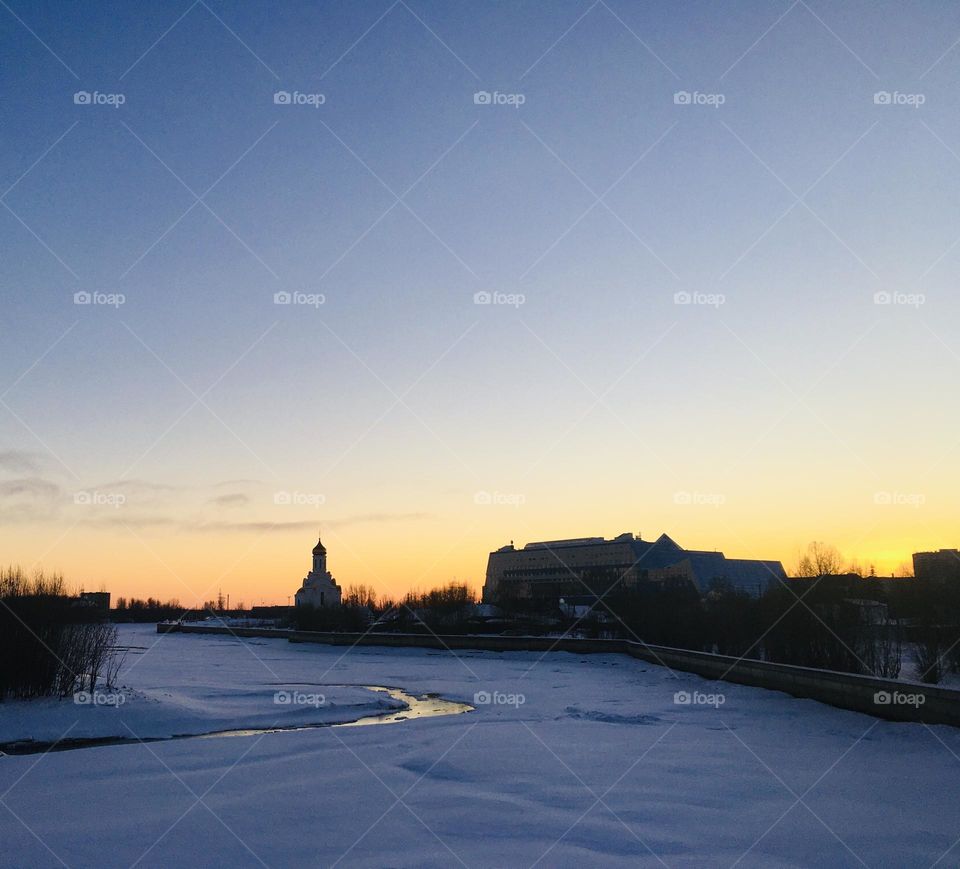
[157,623,959,726]
[157,623,293,639]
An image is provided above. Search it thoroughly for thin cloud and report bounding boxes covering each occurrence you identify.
[0,477,62,522]
[193,513,434,533]
[207,493,250,509]
[0,478,61,499]
[65,512,432,534]
[95,479,179,495]
[0,450,46,475]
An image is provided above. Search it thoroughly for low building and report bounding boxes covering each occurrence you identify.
[294,535,341,608]
[559,595,613,621]
[483,532,785,604]
[843,598,889,625]
[76,591,111,619]
[913,549,960,584]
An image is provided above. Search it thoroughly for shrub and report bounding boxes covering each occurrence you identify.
[0,566,123,700]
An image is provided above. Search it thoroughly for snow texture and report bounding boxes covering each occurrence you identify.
[1,624,957,868]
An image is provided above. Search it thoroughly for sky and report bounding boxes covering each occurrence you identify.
[1,0,959,606]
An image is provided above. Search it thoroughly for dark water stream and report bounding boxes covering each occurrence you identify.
[0,685,473,756]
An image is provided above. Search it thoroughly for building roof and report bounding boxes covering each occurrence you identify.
[485,531,787,599]
[312,537,326,556]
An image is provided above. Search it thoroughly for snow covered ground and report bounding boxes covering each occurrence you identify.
[1,624,959,868]
[0,630,403,745]
[900,646,960,689]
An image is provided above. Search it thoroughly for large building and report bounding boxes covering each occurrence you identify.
[294,535,342,608]
[913,549,960,584]
[482,532,785,603]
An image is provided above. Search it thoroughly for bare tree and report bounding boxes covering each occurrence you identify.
[795,542,844,577]
[343,584,378,609]
[862,622,902,679]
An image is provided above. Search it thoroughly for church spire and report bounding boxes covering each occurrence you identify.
[312,531,327,575]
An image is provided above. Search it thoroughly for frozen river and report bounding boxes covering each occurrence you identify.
[0,624,957,867]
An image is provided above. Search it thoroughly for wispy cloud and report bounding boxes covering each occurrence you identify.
[0,450,46,475]
[192,512,433,533]
[96,479,179,496]
[69,512,432,533]
[0,477,61,500]
[207,493,250,509]
[0,476,62,521]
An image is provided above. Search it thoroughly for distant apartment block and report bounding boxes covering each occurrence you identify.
[77,591,111,619]
[913,549,960,583]
[483,532,785,603]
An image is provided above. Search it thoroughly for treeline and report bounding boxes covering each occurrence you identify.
[297,574,960,685]
[113,595,253,622]
[114,597,185,622]
[547,575,960,685]
[293,582,477,632]
[0,566,123,700]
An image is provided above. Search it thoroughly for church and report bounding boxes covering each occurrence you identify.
[294,534,342,608]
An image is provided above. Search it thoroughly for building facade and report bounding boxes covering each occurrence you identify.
[482,532,785,603]
[913,549,960,584]
[294,535,342,608]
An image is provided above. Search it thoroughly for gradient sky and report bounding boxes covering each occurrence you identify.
[2,0,959,606]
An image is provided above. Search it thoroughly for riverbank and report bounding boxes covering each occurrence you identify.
[4,623,960,866]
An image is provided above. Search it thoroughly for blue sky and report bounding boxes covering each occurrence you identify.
[2,0,959,601]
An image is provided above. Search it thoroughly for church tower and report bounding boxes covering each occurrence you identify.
[295,532,341,608]
[312,535,327,575]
